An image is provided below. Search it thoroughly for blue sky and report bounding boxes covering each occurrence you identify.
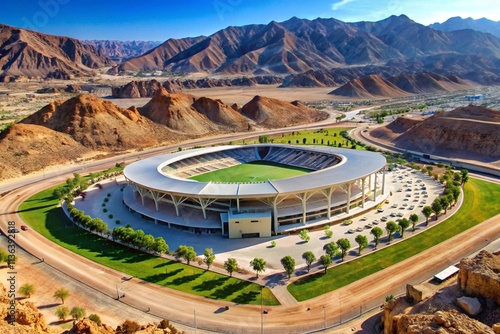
[0,0,498,41]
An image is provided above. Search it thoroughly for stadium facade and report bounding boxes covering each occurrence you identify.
[123,145,387,238]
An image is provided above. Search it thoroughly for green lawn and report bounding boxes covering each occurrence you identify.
[288,178,500,301]
[189,161,311,183]
[18,187,279,306]
[236,127,363,149]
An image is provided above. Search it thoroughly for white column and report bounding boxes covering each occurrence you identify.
[361,178,366,208]
[373,173,378,201]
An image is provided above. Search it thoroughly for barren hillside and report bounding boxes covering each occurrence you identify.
[21,94,179,150]
[240,95,328,128]
[371,105,500,164]
[139,88,249,135]
[0,23,113,79]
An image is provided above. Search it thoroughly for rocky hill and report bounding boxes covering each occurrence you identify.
[0,123,92,180]
[330,72,473,98]
[370,105,500,164]
[0,24,113,80]
[20,94,180,150]
[139,88,249,135]
[109,15,500,76]
[240,95,328,128]
[82,40,162,61]
[430,17,500,38]
[382,251,500,334]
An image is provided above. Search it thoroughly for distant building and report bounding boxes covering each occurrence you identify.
[465,95,483,101]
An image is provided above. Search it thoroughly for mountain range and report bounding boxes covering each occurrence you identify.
[430,17,500,38]
[82,40,162,61]
[110,15,500,76]
[0,24,113,80]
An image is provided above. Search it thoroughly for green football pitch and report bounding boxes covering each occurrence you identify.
[189,161,311,183]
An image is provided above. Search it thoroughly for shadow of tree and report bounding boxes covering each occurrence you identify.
[193,277,228,292]
[170,273,202,286]
[232,290,259,304]
[210,281,251,300]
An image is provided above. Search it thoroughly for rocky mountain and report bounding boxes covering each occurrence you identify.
[370,105,500,164]
[430,17,500,38]
[20,94,179,150]
[240,95,328,128]
[109,15,500,76]
[0,23,113,79]
[82,40,162,61]
[330,72,473,98]
[139,88,249,135]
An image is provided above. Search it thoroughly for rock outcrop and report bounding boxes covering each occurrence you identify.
[0,284,50,333]
[458,250,500,305]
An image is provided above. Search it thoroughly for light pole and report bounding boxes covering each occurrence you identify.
[260,285,264,334]
[323,306,326,329]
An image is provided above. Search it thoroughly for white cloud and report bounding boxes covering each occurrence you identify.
[331,0,358,11]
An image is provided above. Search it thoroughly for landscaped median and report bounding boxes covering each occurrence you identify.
[18,183,279,306]
[288,178,500,301]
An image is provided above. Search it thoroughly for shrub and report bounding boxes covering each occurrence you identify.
[107,193,111,197]
[102,203,106,207]
[103,208,108,213]
[104,198,109,202]
[271,241,276,248]
[108,214,114,219]
[115,220,121,224]
[89,314,102,326]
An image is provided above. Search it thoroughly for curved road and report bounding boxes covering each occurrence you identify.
[1,117,500,333]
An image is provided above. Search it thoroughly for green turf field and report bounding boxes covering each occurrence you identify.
[189,160,311,182]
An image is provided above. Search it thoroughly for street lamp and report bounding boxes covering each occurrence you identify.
[260,285,264,334]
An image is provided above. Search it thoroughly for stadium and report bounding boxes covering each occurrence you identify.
[123,144,388,238]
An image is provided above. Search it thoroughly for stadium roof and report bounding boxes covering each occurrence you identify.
[124,144,386,198]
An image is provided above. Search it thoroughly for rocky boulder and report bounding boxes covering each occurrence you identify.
[458,251,500,304]
[457,296,482,316]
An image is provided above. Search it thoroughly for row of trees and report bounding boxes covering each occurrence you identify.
[112,226,169,255]
[69,207,109,235]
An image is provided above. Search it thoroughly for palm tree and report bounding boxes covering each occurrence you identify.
[18,283,35,298]
[54,288,70,304]
[55,306,70,321]
[70,306,86,321]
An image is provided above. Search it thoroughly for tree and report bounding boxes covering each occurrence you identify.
[19,283,35,298]
[142,234,156,252]
[323,242,339,258]
[324,225,333,238]
[422,206,433,226]
[203,248,215,270]
[385,221,399,243]
[409,214,419,232]
[55,306,69,321]
[70,306,86,320]
[439,196,450,215]
[280,256,296,279]
[153,237,169,254]
[460,169,469,185]
[355,234,368,255]
[175,245,197,265]
[0,248,9,266]
[431,199,443,221]
[318,255,332,274]
[336,238,351,261]
[302,251,316,273]
[250,258,266,277]
[398,218,410,238]
[299,229,310,242]
[224,258,238,277]
[370,226,383,248]
[54,288,70,304]
[132,229,145,248]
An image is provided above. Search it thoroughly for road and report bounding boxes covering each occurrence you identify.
[1,112,500,333]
